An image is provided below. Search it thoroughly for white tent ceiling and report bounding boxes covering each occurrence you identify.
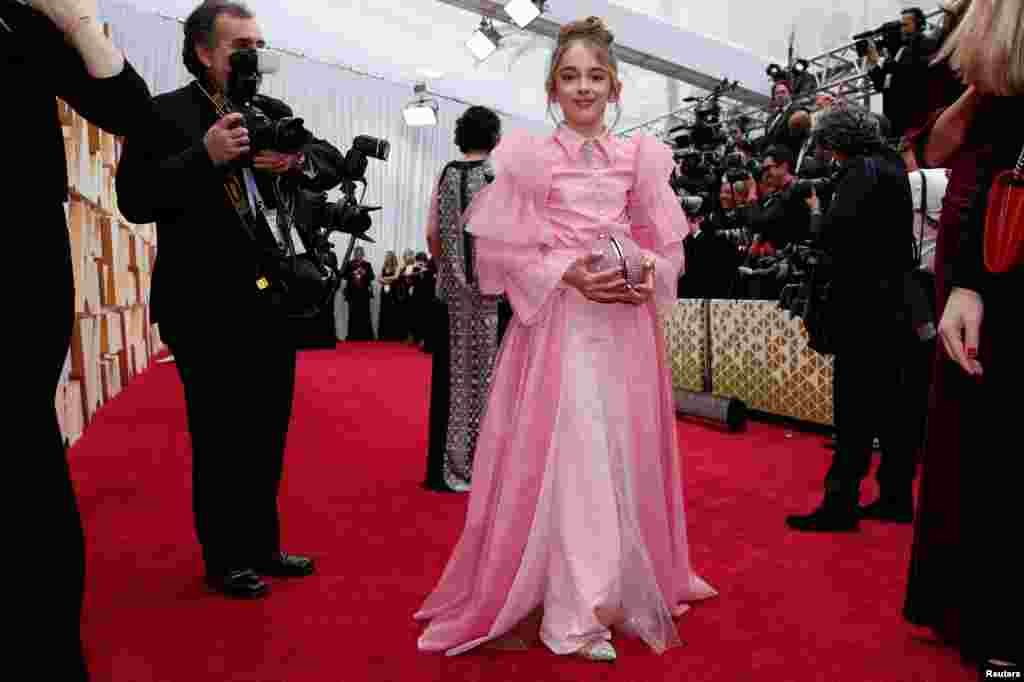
[105,0,924,128]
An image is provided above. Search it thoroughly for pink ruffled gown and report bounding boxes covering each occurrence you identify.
[414,125,716,656]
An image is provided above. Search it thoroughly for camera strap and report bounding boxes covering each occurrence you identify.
[198,82,290,291]
[916,169,927,265]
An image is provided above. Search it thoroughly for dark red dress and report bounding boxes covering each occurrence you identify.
[901,62,972,645]
[905,83,1023,666]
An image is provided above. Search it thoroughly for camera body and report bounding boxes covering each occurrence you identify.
[853,19,904,60]
[724,151,752,184]
[680,193,706,219]
[226,49,313,155]
[791,161,842,202]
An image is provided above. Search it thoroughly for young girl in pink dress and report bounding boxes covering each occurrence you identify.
[414,16,716,662]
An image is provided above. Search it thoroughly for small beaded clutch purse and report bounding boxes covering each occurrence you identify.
[588,233,648,287]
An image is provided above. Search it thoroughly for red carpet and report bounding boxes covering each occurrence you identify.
[71,342,971,682]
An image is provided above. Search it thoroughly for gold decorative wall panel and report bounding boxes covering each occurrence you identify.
[662,300,834,426]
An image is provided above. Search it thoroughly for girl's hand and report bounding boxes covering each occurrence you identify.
[562,253,628,303]
[612,257,656,305]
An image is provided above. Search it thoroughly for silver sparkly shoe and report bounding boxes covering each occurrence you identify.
[576,640,616,662]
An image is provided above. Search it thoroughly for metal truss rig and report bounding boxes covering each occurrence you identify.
[617,8,945,142]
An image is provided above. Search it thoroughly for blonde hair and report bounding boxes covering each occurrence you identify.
[934,0,1024,95]
[545,16,623,129]
[383,251,398,272]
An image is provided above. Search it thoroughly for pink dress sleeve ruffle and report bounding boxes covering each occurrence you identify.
[463,129,574,326]
[464,130,692,323]
[628,135,693,306]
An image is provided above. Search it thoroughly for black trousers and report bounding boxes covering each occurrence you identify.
[164,308,297,575]
[28,204,89,679]
[423,301,451,490]
[826,327,919,503]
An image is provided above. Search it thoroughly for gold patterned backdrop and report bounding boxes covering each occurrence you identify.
[662,300,834,426]
[658,300,706,393]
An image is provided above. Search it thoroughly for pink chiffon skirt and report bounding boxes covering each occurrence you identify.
[415,287,716,656]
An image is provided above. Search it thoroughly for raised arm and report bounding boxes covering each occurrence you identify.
[30,1,151,134]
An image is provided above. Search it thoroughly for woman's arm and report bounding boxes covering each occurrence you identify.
[924,86,981,168]
[426,173,442,260]
[31,1,152,134]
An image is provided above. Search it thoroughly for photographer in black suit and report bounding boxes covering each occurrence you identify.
[864,7,940,141]
[786,105,917,533]
[747,145,812,249]
[3,0,150,677]
[116,0,341,599]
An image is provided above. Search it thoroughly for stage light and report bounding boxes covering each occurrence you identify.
[505,0,544,28]
[466,18,503,61]
[403,83,438,127]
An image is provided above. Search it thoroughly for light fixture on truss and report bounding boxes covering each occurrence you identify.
[403,83,438,127]
[504,0,546,29]
[466,17,504,61]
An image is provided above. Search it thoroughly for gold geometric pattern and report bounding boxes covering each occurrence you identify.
[658,300,706,392]
[662,299,834,426]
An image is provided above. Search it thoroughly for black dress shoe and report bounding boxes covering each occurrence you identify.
[859,498,914,523]
[258,552,315,577]
[786,503,860,532]
[205,569,269,599]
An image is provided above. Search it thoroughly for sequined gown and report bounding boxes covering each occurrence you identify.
[424,160,500,492]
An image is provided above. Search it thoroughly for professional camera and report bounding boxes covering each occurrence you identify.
[270,134,390,319]
[680,193,706,218]
[791,161,842,202]
[225,48,313,154]
[724,151,750,183]
[294,135,390,244]
[671,78,738,153]
[776,242,831,315]
[853,20,904,60]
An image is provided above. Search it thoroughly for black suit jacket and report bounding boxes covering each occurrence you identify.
[746,181,812,249]
[813,152,915,334]
[867,38,938,140]
[759,106,808,158]
[116,81,345,332]
[1,3,150,206]
[116,81,262,332]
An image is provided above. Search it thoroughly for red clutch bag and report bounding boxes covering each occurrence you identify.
[983,145,1024,273]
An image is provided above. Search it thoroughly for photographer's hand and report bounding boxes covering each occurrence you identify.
[804,188,820,213]
[865,41,881,67]
[254,151,301,175]
[205,113,250,167]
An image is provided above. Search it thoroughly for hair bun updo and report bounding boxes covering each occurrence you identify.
[557,16,614,47]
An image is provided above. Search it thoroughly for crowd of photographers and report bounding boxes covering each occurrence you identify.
[669,5,951,535]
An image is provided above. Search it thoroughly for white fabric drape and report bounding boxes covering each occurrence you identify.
[98,0,551,337]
